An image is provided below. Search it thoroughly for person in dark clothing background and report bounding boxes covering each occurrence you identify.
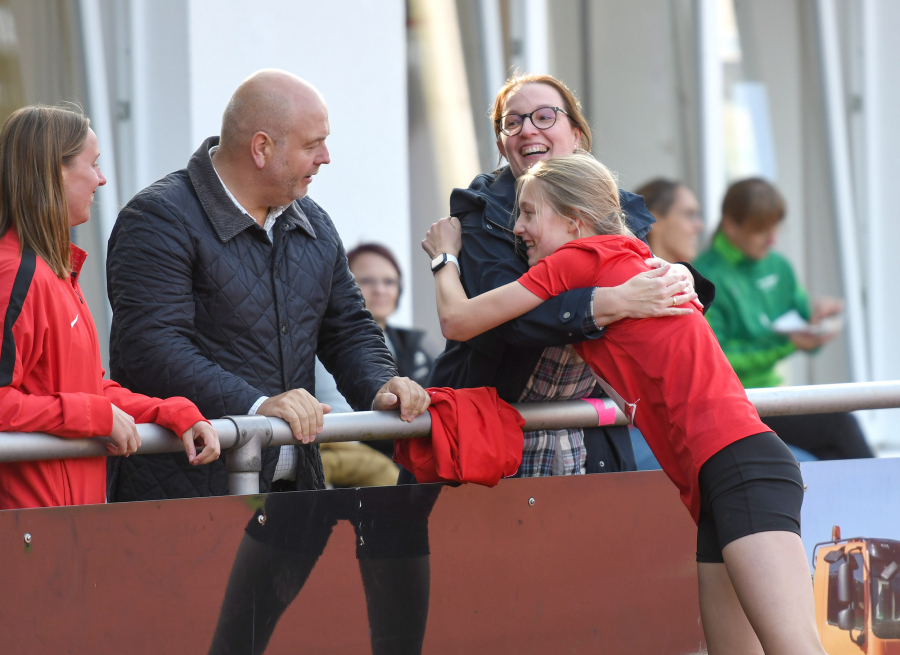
[105,70,430,501]
[347,243,433,390]
[316,243,435,486]
[421,73,716,479]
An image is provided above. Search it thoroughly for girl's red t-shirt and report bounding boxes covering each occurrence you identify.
[518,235,769,523]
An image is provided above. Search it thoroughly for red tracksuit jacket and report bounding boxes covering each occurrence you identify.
[394,387,525,486]
[0,229,206,509]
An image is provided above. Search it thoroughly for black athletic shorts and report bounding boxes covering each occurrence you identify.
[696,432,804,563]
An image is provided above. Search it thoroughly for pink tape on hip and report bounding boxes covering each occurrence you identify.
[581,398,618,426]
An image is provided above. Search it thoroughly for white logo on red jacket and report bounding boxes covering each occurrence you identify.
[71,314,79,328]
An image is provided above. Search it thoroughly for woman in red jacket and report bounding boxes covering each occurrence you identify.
[0,105,219,509]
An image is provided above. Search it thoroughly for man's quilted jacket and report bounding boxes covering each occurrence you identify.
[105,136,397,500]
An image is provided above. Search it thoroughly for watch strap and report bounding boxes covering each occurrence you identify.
[431,253,460,274]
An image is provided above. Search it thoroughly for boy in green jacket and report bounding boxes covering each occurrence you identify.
[694,178,873,460]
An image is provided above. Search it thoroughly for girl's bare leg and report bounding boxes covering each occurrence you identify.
[698,562,764,654]
[720,531,827,655]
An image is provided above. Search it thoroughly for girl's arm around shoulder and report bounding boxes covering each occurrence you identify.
[425,215,546,342]
[434,265,544,343]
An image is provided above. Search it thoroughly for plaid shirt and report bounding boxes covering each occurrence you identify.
[516,295,602,477]
[518,345,595,476]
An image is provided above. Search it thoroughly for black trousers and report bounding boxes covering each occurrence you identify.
[208,485,442,655]
[762,412,874,461]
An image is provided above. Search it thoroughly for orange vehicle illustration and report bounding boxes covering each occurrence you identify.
[813,526,900,654]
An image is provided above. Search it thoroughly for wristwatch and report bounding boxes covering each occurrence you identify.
[430,253,460,274]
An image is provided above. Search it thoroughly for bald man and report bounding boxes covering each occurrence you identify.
[106,70,429,500]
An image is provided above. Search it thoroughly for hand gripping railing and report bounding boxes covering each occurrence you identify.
[0,381,898,495]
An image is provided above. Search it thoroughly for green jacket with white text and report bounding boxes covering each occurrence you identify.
[694,231,810,389]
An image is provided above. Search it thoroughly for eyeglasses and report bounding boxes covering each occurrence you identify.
[496,106,570,136]
[357,277,400,290]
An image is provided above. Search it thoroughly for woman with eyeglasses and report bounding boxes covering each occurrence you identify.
[421,73,715,480]
[348,244,433,387]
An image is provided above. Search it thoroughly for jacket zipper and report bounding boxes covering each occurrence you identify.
[70,273,84,304]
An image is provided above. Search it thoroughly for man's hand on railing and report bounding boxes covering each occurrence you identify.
[182,421,220,465]
[373,377,431,422]
[257,389,332,445]
[108,405,141,456]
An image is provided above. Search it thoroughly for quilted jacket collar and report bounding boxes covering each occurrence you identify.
[187,136,317,242]
[280,200,317,240]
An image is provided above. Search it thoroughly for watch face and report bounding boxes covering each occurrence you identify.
[431,254,444,270]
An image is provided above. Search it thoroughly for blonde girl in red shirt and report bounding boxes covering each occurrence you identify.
[423,153,826,655]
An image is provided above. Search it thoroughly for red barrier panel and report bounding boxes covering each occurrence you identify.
[0,471,702,654]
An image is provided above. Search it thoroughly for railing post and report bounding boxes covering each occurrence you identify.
[223,415,272,496]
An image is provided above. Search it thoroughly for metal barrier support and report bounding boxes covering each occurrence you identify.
[223,415,272,496]
[0,381,897,495]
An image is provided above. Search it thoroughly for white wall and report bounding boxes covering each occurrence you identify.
[127,0,193,202]
[185,0,412,324]
[581,0,696,192]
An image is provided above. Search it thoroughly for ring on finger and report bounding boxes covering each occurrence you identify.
[671,296,677,307]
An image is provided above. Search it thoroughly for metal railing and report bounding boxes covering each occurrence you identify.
[1,381,899,495]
